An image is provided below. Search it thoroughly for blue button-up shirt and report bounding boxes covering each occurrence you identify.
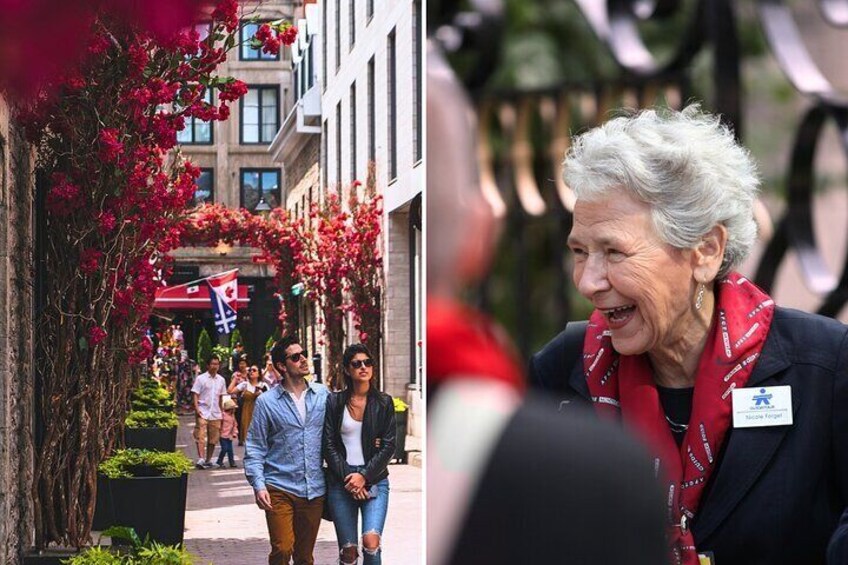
[244,380,329,500]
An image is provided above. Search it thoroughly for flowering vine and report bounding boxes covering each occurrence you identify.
[17,2,296,549]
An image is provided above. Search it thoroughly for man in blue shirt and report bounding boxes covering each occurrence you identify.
[245,335,329,565]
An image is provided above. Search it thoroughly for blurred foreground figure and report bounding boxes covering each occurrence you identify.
[425,42,667,565]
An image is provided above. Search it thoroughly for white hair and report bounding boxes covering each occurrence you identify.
[563,104,760,278]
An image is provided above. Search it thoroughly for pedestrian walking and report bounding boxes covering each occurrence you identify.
[244,336,329,565]
[228,355,249,445]
[216,398,239,468]
[323,344,396,565]
[191,355,227,469]
[229,364,268,445]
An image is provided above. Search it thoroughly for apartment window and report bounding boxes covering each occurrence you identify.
[335,0,341,71]
[177,89,213,144]
[240,169,281,212]
[413,0,422,162]
[240,21,280,61]
[367,0,374,20]
[240,86,279,144]
[350,83,357,182]
[349,0,356,49]
[387,29,397,180]
[322,120,328,189]
[192,169,214,206]
[336,102,342,187]
[368,57,375,164]
[322,0,328,91]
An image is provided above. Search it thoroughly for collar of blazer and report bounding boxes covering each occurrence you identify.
[568,321,797,543]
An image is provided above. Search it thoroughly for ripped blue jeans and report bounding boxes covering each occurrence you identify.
[326,468,389,565]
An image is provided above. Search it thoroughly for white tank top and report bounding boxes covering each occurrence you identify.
[341,407,366,465]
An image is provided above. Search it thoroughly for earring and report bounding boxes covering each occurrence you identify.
[695,282,706,310]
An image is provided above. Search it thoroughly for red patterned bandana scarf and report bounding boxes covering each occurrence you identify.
[583,272,775,565]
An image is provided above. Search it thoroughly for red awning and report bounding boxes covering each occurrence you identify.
[154,281,249,310]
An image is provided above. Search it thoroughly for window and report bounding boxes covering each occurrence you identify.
[240,86,279,144]
[336,102,342,187]
[413,0,422,162]
[335,0,341,71]
[177,89,213,144]
[349,0,355,49]
[240,169,281,212]
[350,83,357,182]
[240,21,280,61]
[192,169,214,206]
[387,29,397,180]
[322,120,328,189]
[368,57,375,164]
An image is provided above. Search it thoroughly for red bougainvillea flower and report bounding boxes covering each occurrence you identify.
[99,128,124,162]
[79,248,103,275]
[45,174,83,217]
[88,326,108,346]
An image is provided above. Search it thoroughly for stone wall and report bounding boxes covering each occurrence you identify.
[0,96,35,563]
[384,208,411,399]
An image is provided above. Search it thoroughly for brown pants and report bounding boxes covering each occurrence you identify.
[265,486,325,565]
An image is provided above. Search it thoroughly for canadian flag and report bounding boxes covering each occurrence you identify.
[206,269,239,312]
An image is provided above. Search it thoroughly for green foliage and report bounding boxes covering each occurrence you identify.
[196,328,212,368]
[229,328,242,349]
[125,410,178,429]
[63,546,124,565]
[136,542,194,564]
[265,327,282,352]
[130,381,175,413]
[98,449,193,479]
[211,345,230,365]
[63,527,194,564]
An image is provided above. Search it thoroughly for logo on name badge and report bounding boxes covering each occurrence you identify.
[732,385,793,428]
[752,388,772,406]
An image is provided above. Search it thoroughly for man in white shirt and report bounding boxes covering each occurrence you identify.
[191,355,227,469]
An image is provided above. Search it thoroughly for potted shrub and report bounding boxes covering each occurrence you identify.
[96,450,193,546]
[393,398,409,463]
[124,410,179,452]
[130,380,176,413]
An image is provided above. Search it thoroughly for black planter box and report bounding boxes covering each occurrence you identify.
[394,410,408,463]
[23,550,78,565]
[97,473,188,546]
[124,426,177,452]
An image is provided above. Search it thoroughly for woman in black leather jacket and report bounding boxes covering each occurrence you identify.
[323,343,396,565]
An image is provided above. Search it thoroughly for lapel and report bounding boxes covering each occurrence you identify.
[568,357,592,402]
[692,327,795,543]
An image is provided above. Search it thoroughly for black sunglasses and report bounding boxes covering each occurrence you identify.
[350,359,374,369]
[286,351,308,362]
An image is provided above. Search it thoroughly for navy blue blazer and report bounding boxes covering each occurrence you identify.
[530,307,848,565]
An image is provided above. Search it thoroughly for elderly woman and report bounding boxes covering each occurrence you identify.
[531,105,848,565]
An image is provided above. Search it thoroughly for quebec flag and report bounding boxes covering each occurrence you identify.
[207,270,238,335]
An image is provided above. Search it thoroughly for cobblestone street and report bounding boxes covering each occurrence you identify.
[178,415,423,564]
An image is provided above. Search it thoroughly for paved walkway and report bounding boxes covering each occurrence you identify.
[178,415,423,564]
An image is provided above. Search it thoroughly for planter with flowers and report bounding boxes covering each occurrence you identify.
[96,450,194,546]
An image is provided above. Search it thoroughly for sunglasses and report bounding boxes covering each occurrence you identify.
[350,359,374,369]
[250,368,260,373]
[286,351,308,362]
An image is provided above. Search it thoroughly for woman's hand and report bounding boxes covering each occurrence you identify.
[344,472,366,493]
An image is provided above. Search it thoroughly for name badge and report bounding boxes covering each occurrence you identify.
[731,385,793,428]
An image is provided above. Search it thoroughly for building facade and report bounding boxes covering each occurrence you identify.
[270,0,423,433]
[0,94,35,563]
[168,1,296,362]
